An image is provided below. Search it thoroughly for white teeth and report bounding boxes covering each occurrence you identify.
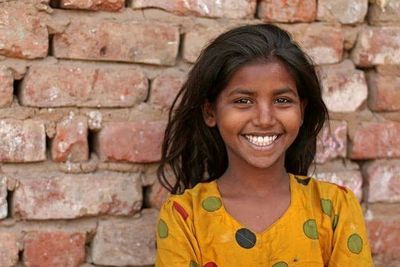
[245,135,278,147]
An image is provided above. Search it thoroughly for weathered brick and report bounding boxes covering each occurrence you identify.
[12,172,142,219]
[258,0,316,22]
[0,67,13,107]
[317,60,368,112]
[0,119,46,162]
[316,121,347,164]
[150,71,186,110]
[314,170,363,201]
[0,232,19,267]
[95,121,166,163]
[51,114,88,162]
[91,209,157,266]
[367,71,400,112]
[53,19,179,66]
[183,24,229,63]
[0,176,7,219]
[60,0,124,11]
[368,0,400,25]
[144,179,170,209]
[132,0,256,19]
[365,204,400,260]
[282,23,343,64]
[351,26,400,67]
[20,64,148,108]
[349,122,400,159]
[363,160,400,203]
[0,2,48,59]
[317,0,368,24]
[24,232,86,267]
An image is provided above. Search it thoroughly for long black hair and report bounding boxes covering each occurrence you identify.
[158,24,328,194]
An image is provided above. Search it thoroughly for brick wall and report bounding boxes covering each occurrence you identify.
[0,0,399,266]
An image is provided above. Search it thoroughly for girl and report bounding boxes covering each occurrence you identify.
[156,24,373,267]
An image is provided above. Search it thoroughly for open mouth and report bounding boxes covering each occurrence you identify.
[243,134,279,147]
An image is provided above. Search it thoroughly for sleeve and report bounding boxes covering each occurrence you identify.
[155,198,202,267]
[328,189,374,267]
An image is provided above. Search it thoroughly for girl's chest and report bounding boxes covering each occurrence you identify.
[193,206,331,266]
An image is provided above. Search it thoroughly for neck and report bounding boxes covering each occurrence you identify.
[218,158,289,196]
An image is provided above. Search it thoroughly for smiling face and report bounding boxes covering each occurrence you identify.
[203,59,306,173]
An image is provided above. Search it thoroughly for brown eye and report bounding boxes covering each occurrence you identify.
[235,98,252,104]
[275,98,291,104]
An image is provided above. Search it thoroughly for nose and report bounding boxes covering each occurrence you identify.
[253,103,276,127]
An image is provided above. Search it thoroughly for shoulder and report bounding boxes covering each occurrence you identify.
[291,173,360,211]
[159,181,217,221]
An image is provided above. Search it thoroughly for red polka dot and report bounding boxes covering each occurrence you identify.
[203,262,217,267]
[173,201,189,220]
[337,185,348,193]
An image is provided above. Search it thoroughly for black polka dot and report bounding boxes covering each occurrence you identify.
[295,176,311,186]
[235,228,256,249]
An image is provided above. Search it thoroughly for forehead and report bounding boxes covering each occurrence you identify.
[223,60,297,93]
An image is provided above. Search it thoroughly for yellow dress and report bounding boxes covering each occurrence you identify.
[156,173,373,267]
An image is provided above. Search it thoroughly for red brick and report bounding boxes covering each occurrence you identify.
[351,26,400,67]
[24,232,86,267]
[365,204,400,260]
[374,256,400,267]
[0,232,19,267]
[91,209,157,266]
[131,0,257,19]
[317,60,368,112]
[281,23,343,64]
[314,170,363,201]
[0,176,7,219]
[183,24,230,63]
[258,0,316,22]
[95,121,166,163]
[0,67,13,107]
[20,64,148,108]
[60,0,124,11]
[317,0,368,24]
[367,71,400,112]
[363,160,400,203]
[0,2,48,59]
[368,0,400,25]
[316,121,347,164]
[349,122,400,159]
[53,19,179,66]
[12,172,142,219]
[0,119,46,162]
[150,71,186,110]
[51,114,88,162]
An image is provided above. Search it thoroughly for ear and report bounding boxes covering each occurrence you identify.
[202,101,217,127]
[300,99,308,126]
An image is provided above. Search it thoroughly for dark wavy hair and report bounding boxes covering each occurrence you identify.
[157,24,328,194]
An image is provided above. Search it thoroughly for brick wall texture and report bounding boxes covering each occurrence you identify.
[0,0,399,266]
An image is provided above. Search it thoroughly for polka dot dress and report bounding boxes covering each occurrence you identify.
[156,174,373,267]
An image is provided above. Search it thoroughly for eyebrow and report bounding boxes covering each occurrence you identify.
[227,87,297,96]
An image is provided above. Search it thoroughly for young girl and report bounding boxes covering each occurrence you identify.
[156,24,373,267]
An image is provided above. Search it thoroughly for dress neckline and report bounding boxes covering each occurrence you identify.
[209,173,297,237]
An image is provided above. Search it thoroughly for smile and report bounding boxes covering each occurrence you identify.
[244,134,278,147]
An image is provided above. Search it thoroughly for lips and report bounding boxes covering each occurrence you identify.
[243,134,279,147]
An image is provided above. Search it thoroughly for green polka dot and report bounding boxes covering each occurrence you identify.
[332,214,339,231]
[202,196,222,212]
[348,233,363,254]
[303,219,319,240]
[272,262,288,267]
[189,260,199,267]
[158,219,168,239]
[321,199,333,216]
